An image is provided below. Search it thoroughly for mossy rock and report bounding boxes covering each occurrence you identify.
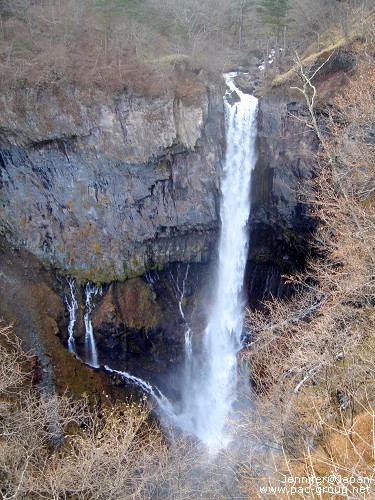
[93,278,163,331]
[0,239,126,405]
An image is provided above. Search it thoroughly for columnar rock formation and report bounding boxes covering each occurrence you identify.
[248,96,319,304]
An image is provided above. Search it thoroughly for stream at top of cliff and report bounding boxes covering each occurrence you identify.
[64,73,258,454]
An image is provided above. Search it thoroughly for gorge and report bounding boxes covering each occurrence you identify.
[0,65,318,419]
[1,1,373,495]
[0,18,343,449]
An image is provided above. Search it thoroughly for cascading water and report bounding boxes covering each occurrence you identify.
[169,265,193,369]
[169,264,190,324]
[175,74,258,451]
[61,74,258,454]
[65,278,78,354]
[104,365,175,419]
[83,283,101,368]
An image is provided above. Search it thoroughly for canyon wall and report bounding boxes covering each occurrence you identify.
[0,71,320,394]
[0,78,224,282]
[247,47,355,305]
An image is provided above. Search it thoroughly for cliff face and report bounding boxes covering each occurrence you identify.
[0,71,321,394]
[0,80,224,281]
[247,46,357,305]
[248,96,319,304]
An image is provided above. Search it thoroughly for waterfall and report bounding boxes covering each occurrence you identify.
[175,74,258,451]
[169,264,193,394]
[65,278,78,354]
[104,365,175,419]
[83,283,101,368]
[61,74,258,454]
[169,264,190,324]
[169,264,193,370]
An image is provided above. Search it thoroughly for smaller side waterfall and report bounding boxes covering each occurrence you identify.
[169,265,192,369]
[65,278,78,354]
[104,365,175,418]
[83,283,101,368]
[169,264,190,323]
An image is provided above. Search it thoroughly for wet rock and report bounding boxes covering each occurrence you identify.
[233,74,255,94]
[226,90,241,106]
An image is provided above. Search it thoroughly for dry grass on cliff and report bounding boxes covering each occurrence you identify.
[271,5,374,90]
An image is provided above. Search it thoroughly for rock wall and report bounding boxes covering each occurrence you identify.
[246,46,358,305]
[0,71,323,395]
[247,96,319,305]
[0,79,224,282]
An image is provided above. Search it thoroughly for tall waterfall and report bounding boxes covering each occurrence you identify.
[175,74,258,451]
[62,74,258,454]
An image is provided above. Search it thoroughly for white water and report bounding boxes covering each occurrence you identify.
[65,278,78,354]
[169,265,193,369]
[169,264,190,324]
[174,74,258,451]
[104,365,175,418]
[62,74,258,454]
[83,283,101,368]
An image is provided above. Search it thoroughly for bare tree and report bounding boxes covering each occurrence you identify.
[240,32,375,495]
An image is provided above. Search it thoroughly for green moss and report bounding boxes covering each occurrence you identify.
[53,264,110,287]
[122,258,164,281]
[144,260,164,273]
[150,262,164,273]
[122,261,144,280]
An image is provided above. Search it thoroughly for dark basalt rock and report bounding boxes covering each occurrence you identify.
[311,48,356,82]
[226,90,241,106]
[61,262,212,398]
[233,74,256,95]
[247,95,319,306]
[0,82,224,282]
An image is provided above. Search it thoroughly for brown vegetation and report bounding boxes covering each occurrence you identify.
[240,28,375,498]
[0,0,178,95]
[0,322,245,498]
[0,322,173,498]
[1,1,372,94]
